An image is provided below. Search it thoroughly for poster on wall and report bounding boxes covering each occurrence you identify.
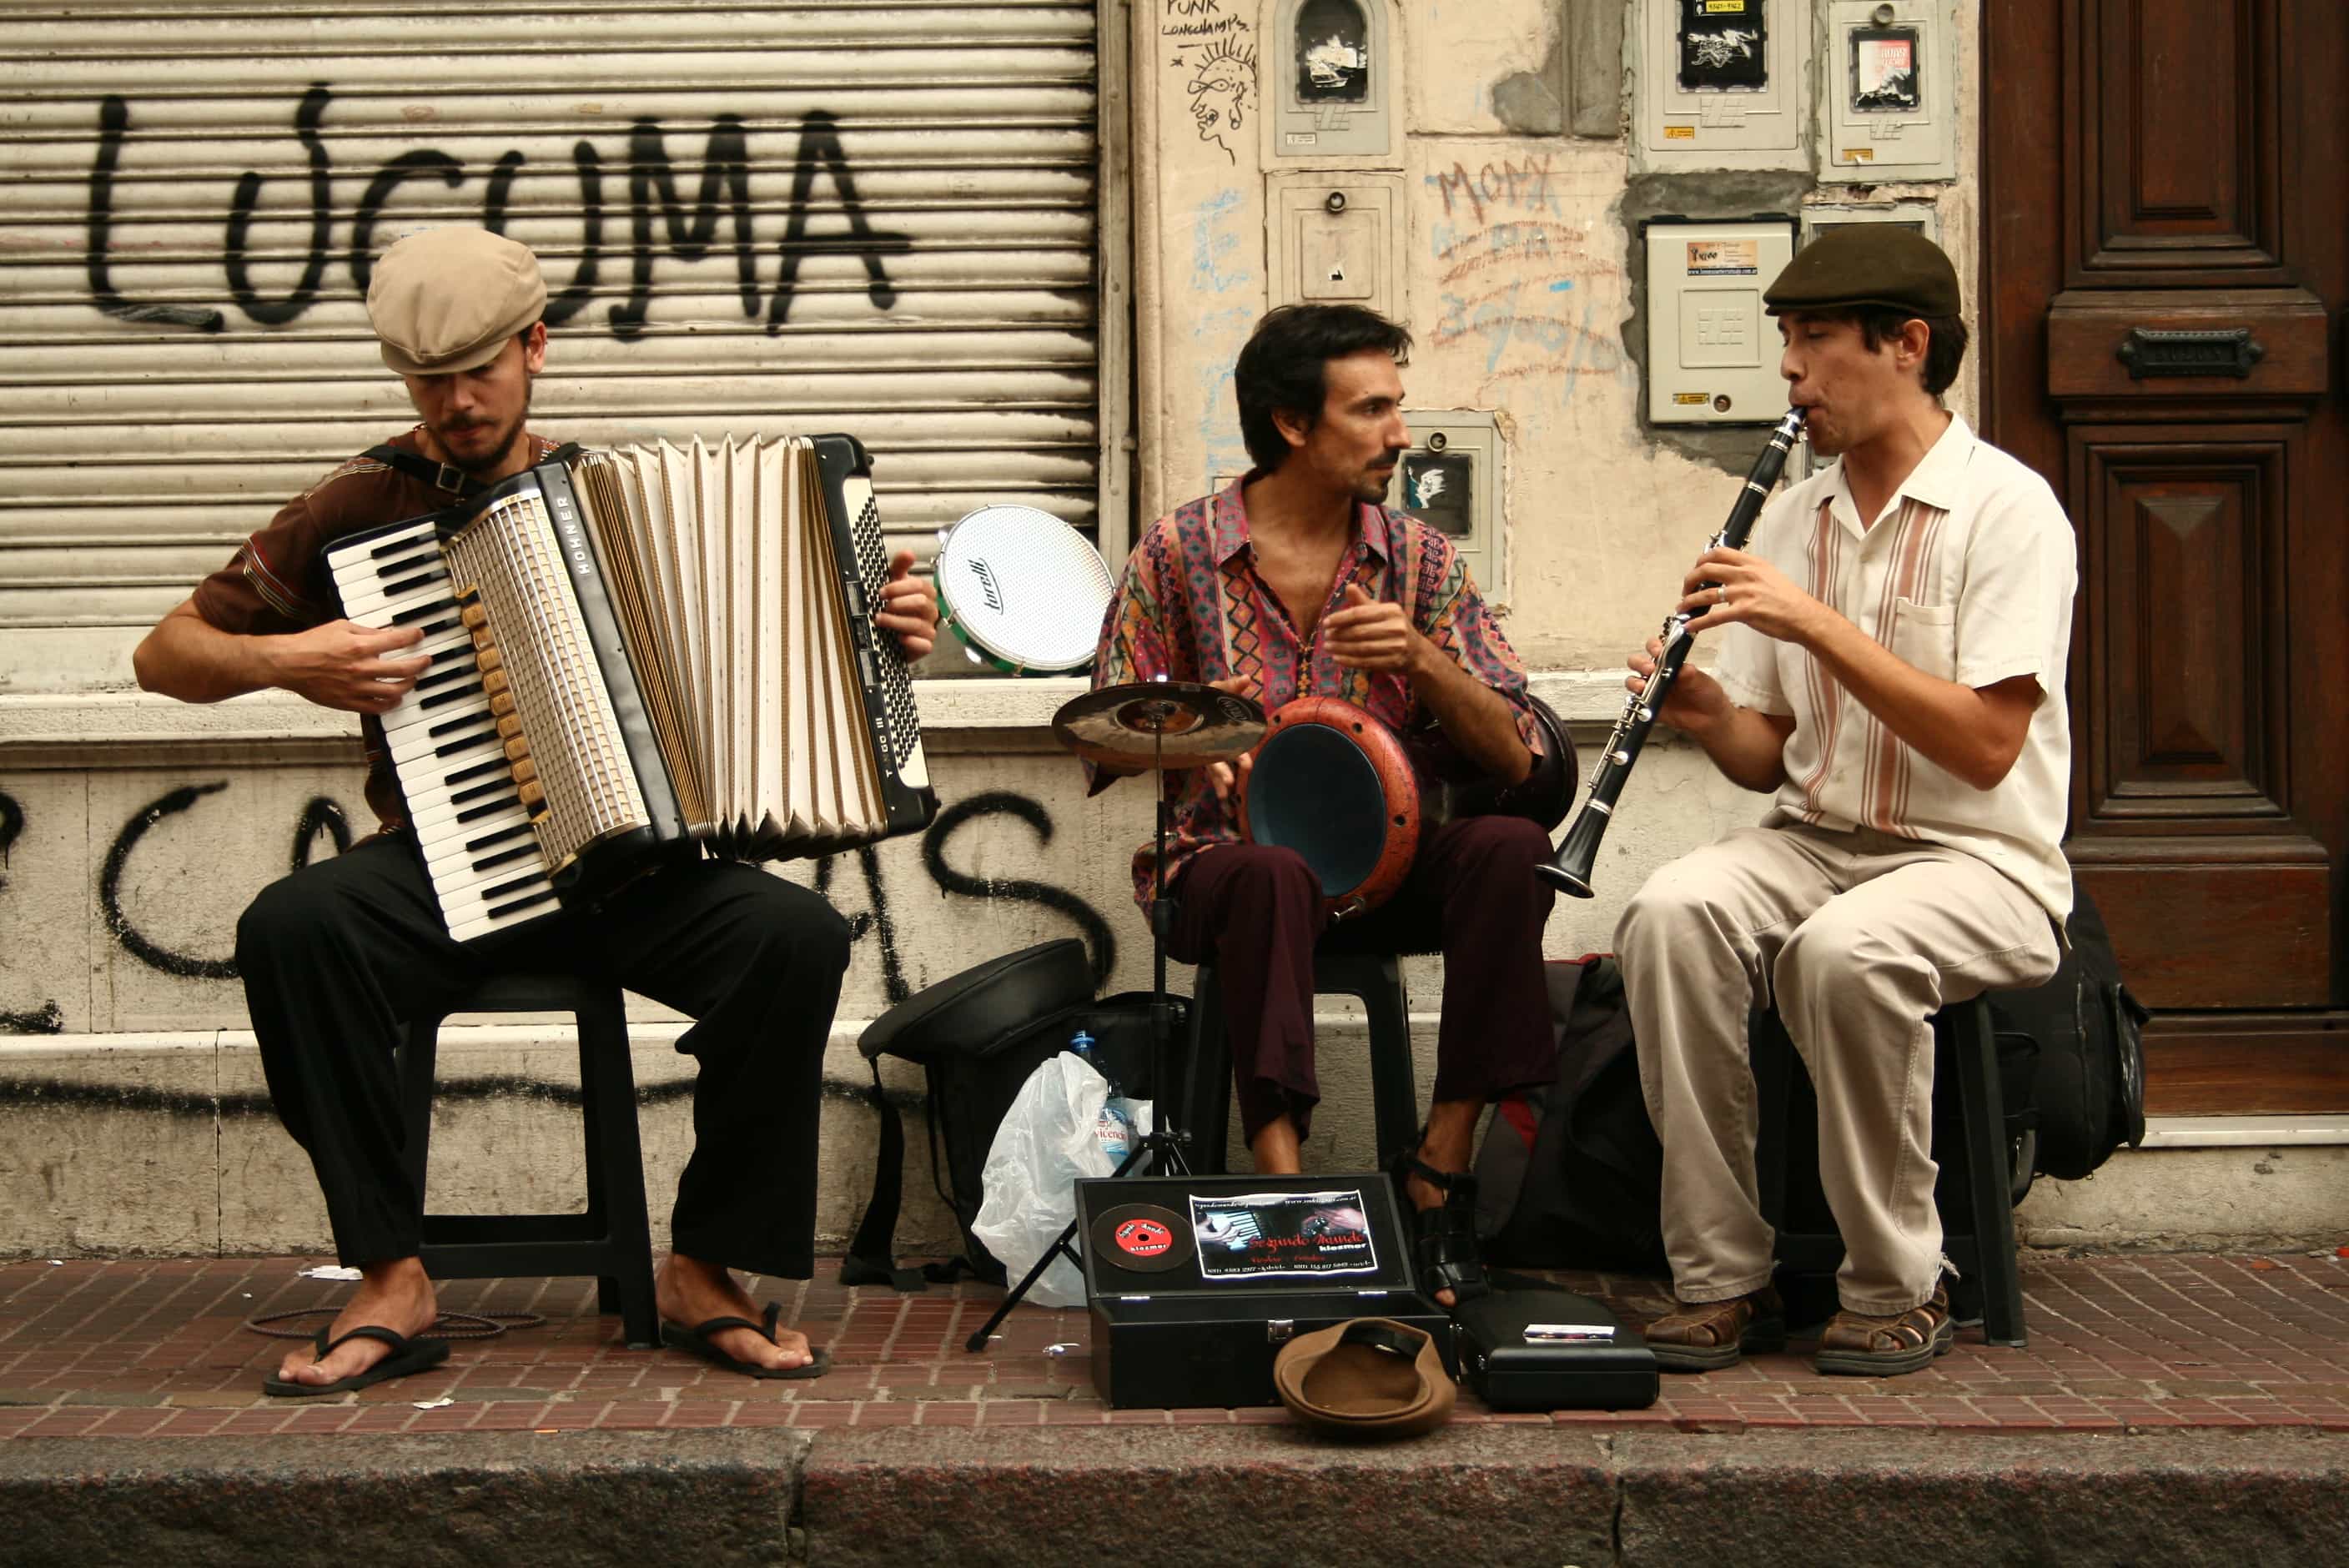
[1294,0,1371,104]
[1677,0,1769,93]
[1849,25,1923,112]
[1402,451,1473,537]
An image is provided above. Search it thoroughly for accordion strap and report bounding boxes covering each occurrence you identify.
[365,440,585,498]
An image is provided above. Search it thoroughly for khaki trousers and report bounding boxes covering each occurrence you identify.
[1615,823,2060,1315]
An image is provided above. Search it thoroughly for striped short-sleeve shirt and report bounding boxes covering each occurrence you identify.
[1711,415,2080,923]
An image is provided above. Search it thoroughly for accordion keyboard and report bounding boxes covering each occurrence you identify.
[329,516,562,942]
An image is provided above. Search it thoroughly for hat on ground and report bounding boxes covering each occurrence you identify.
[367,227,547,376]
[1763,224,1961,319]
[1272,1318,1455,1438]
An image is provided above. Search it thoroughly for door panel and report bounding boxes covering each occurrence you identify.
[1984,0,2347,1112]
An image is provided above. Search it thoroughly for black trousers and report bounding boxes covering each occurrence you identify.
[234,833,851,1279]
[1164,816,1557,1143]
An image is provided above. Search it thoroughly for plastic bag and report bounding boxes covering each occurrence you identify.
[970,1053,1154,1308]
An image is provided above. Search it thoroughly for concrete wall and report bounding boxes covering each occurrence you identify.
[3,1,2332,1264]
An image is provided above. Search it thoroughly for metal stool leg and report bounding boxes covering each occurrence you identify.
[1947,996,2026,1347]
[1184,964,1233,1173]
[576,985,658,1349]
[398,1013,446,1208]
[1323,952,1419,1162]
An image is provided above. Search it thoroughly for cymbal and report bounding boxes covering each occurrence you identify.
[1052,679,1267,767]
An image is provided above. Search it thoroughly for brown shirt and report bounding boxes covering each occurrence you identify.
[191,426,562,829]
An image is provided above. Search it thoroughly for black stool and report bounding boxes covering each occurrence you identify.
[1183,948,1422,1171]
[1755,994,2027,1347]
[398,971,659,1348]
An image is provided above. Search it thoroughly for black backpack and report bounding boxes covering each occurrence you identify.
[1473,956,1668,1274]
[841,939,1180,1290]
[1990,877,2149,1183]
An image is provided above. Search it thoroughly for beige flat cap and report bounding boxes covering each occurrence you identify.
[1272,1318,1456,1439]
[367,227,547,376]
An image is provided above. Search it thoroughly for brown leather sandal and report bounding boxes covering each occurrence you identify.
[1641,1285,1787,1372]
[1813,1283,1955,1377]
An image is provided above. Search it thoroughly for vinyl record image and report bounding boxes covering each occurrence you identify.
[1090,1202,1194,1274]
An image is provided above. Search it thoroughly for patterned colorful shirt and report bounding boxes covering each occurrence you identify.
[1087,479,1539,910]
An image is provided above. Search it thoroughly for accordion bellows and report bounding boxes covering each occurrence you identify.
[328,434,934,943]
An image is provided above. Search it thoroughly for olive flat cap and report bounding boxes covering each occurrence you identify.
[1764,224,1961,319]
[367,227,547,376]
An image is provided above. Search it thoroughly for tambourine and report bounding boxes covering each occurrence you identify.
[933,504,1114,675]
[1240,697,1421,921]
[1240,694,1578,921]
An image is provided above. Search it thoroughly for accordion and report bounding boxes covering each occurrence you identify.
[324,433,937,942]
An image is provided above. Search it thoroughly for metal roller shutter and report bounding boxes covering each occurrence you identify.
[0,1,1104,686]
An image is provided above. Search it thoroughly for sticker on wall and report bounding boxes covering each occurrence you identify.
[1401,450,1474,539]
[1677,0,1768,93]
[1850,24,1923,113]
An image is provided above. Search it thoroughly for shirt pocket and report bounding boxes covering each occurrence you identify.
[1887,597,1957,682]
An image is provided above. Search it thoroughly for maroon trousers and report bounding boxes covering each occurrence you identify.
[1164,815,1557,1144]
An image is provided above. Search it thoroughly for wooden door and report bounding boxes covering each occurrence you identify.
[1982,0,2348,1113]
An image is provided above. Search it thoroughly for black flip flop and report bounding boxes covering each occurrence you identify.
[660,1300,832,1380]
[260,1324,451,1399]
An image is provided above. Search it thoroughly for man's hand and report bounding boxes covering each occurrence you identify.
[876,548,938,660]
[1624,635,1735,736]
[266,620,430,714]
[1672,546,1824,645]
[1201,673,1260,803]
[1320,583,1423,676]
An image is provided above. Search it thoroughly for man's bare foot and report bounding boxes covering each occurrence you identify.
[275,1257,439,1388]
[656,1252,817,1372]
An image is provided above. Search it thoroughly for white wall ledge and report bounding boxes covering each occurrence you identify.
[0,671,1639,753]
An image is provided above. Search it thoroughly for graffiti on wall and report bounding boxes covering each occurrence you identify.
[86,88,912,337]
[1163,1,1259,166]
[1423,151,1633,402]
[0,792,63,1034]
[3,776,1114,1021]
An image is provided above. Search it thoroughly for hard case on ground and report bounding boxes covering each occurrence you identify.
[1450,1284,1659,1411]
[1077,1173,1456,1410]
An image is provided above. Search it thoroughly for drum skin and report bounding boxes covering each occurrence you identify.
[1240,697,1421,919]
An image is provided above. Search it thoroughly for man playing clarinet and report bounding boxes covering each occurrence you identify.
[132,226,939,1394]
[1085,303,1556,1306]
[1617,226,2077,1376]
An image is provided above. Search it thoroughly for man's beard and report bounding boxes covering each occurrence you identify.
[434,384,533,475]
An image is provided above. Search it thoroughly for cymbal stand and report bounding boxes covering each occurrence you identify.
[965,708,1194,1352]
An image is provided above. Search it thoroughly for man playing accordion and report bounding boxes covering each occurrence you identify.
[133,227,940,1395]
[1084,304,1555,1307]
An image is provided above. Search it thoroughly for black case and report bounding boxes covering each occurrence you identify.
[1450,1286,1658,1411]
[1077,1173,1456,1410]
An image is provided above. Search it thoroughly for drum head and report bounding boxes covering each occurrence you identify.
[934,505,1112,674]
[1247,722,1396,899]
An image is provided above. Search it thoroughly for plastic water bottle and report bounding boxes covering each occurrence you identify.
[1070,1030,1134,1166]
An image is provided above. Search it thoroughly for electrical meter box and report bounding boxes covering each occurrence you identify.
[1266,173,1408,320]
[1636,0,1812,170]
[1643,215,1796,426]
[1269,0,1397,162]
[1819,1,1956,183]
[1801,200,1940,248]
[1382,412,1501,599]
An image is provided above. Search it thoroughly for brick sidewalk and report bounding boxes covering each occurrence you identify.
[3,1250,2345,1440]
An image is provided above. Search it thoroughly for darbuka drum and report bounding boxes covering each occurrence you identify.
[933,504,1114,674]
[1240,697,1420,921]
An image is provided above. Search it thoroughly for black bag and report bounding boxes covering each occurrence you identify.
[1473,956,1668,1274]
[842,939,1183,1289]
[1991,878,2149,1182]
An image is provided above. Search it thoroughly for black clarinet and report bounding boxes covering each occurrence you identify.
[1537,407,1807,897]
